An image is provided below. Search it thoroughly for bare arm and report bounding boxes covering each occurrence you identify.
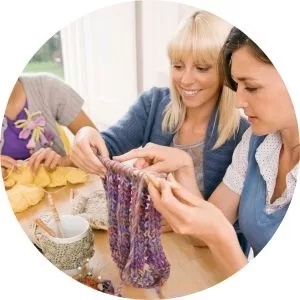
[173,161,202,197]
[59,110,97,167]
[201,225,248,277]
[173,168,241,249]
[175,162,240,224]
[67,110,97,134]
[208,182,240,224]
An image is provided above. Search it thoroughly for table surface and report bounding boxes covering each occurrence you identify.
[15,175,224,299]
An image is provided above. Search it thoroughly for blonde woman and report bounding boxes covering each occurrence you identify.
[70,11,249,250]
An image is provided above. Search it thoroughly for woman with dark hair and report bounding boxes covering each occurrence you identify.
[115,27,299,276]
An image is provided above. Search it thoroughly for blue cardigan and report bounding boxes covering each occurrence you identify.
[102,87,249,200]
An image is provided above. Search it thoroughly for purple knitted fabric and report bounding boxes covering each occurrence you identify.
[98,156,170,290]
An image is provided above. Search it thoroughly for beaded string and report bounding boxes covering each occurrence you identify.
[98,155,170,296]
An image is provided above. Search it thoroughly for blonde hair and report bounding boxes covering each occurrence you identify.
[162,10,241,149]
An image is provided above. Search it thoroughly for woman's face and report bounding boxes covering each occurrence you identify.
[231,46,297,135]
[171,57,221,110]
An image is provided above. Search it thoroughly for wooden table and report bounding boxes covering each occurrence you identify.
[15,176,224,299]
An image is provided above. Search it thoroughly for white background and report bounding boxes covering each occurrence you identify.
[0,0,299,299]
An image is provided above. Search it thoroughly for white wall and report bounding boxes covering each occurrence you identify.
[138,1,196,91]
[61,1,197,129]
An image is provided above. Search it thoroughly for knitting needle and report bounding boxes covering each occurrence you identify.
[146,173,200,207]
[145,173,181,190]
[35,218,56,237]
[47,194,65,238]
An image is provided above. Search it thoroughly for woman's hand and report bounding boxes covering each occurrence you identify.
[114,143,201,196]
[114,143,193,174]
[1,155,19,178]
[148,174,233,245]
[148,174,248,277]
[0,155,18,170]
[69,126,109,177]
[27,148,67,173]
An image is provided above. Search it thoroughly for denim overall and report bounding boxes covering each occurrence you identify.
[239,135,290,256]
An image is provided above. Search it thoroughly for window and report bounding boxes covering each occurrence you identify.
[23,32,64,79]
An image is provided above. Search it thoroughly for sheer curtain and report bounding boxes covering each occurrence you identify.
[61,1,196,130]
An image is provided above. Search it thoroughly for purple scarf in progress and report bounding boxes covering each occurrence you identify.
[99,155,170,293]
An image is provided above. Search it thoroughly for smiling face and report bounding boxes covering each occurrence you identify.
[167,12,233,115]
[171,57,221,110]
[231,46,297,135]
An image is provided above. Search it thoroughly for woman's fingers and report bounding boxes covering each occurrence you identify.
[49,154,62,169]
[114,148,155,163]
[151,180,189,233]
[148,182,173,220]
[70,147,93,172]
[144,161,173,174]
[1,167,8,178]
[115,145,191,175]
[29,148,50,173]
[148,180,184,219]
[166,173,202,207]
[91,135,109,157]
[27,149,43,173]
[70,143,106,175]
[28,148,61,173]
[160,180,188,215]
[170,184,202,207]
[146,173,162,189]
[134,158,151,169]
[70,128,108,176]
[0,155,18,170]
[43,149,58,169]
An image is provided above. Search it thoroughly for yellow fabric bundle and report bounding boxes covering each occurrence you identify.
[9,164,34,185]
[4,163,89,213]
[4,177,15,189]
[47,167,68,187]
[65,167,87,185]
[33,165,51,187]
[7,185,45,213]
[4,164,88,189]
[47,167,88,187]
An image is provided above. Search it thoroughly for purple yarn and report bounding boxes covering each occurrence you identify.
[101,156,170,290]
[116,174,131,268]
[105,171,120,264]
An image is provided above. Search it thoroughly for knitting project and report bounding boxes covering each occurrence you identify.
[98,155,170,292]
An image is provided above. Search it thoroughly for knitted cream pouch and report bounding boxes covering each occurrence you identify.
[33,215,95,273]
[71,189,109,230]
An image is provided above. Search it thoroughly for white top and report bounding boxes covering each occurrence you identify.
[223,128,299,214]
